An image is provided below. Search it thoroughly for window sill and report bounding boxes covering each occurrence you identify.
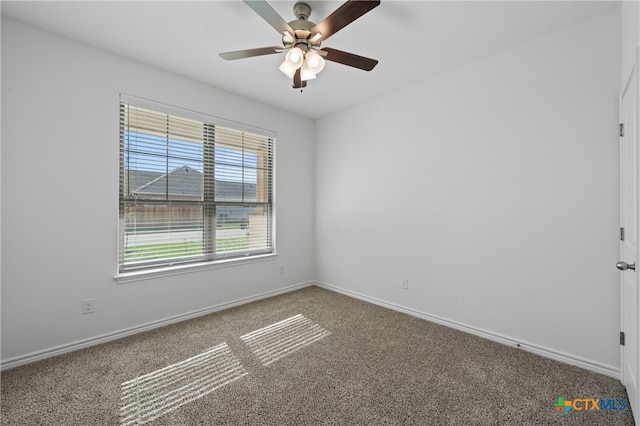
[114,253,278,284]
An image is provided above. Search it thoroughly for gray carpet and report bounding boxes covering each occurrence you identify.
[1,286,635,425]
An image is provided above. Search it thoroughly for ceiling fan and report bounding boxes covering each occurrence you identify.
[219,0,380,89]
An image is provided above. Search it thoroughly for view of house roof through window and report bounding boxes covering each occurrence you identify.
[118,98,274,275]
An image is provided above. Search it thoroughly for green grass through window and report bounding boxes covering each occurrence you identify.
[124,237,249,263]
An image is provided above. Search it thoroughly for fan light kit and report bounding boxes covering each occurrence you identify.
[220,0,380,90]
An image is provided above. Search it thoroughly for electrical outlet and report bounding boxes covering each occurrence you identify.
[81,299,95,315]
[401,278,409,290]
[279,264,285,274]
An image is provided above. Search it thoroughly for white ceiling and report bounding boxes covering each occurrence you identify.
[1,1,621,119]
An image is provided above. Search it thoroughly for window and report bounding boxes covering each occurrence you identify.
[118,95,274,274]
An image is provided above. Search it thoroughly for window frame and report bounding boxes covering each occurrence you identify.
[116,94,276,282]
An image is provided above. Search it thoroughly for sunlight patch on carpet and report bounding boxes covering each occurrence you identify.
[120,342,247,425]
[240,314,331,366]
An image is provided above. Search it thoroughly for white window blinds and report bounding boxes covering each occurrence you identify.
[119,96,274,273]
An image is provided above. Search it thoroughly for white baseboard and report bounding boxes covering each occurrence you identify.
[1,281,314,371]
[313,281,621,380]
[3,280,621,380]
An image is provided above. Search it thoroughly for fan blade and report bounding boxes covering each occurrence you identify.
[292,68,307,89]
[219,46,282,60]
[310,0,380,42]
[322,48,378,71]
[243,0,294,35]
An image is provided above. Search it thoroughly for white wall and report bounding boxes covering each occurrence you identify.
[0,6,628,374]
[1,18,315,365]
[315,10,621,373]
[621,0,640,84]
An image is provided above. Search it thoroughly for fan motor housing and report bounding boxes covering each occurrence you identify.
[284,3,319,51]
